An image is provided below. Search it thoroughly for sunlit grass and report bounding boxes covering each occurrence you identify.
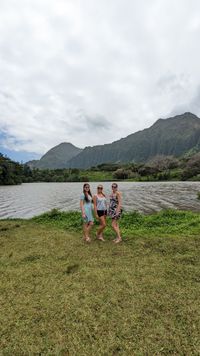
[0,209,200,355]
[80,170,113,181]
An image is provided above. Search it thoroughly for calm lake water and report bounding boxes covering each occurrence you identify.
[0,181,200,219]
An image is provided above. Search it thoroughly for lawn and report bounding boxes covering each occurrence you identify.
[0,210,200,355]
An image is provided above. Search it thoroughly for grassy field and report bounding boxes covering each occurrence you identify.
[0,209,200,355]
[79,170,113,181]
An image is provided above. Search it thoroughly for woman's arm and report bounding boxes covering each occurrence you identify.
[104,195,107,210]
[93,195,99,218]
[116,191,122,213]
[80,199,86,218]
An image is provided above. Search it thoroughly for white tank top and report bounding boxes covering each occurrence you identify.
[95,194,107,210]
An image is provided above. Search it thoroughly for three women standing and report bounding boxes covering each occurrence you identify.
[80,183,122,243]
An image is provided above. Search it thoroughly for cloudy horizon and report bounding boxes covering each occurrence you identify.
[1,0,200,161]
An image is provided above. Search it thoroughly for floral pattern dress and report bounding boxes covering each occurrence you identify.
[108,193,122,220]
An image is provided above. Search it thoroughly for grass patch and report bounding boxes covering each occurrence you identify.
[32,208,200,237]
[0,209,200,354]
[80,170,113,181]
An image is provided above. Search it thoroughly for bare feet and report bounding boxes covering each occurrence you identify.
[98,236,105,241]
[96,234,105,241]
[84,236,91,243]
[113,238,122,244]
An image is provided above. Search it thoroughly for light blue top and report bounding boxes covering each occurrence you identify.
[95,194,107,211]
[80,193,93,222]
[80,193,92,204]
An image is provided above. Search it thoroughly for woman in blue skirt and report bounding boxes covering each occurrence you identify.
[80,183,94,242]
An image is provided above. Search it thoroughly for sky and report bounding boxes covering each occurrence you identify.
[0,0,200,162]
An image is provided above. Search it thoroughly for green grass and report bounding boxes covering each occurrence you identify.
[0,209,200,355]
[80,170,113,181]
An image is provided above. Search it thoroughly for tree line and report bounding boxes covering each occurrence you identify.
[1,152,200,185]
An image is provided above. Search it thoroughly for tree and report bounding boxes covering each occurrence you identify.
[113,169,130,179]
[0,154,23,185]
[182,152,200,180]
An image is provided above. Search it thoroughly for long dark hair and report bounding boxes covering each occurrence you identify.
[83,183,92,203]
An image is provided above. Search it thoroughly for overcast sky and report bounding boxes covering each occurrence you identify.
[0,0,200,161]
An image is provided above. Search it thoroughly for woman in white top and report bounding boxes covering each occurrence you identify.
[93,184,107,241]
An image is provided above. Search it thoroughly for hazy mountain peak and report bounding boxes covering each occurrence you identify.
[27,142,82,169]
[66,112,200,168]
[27,112,200,169]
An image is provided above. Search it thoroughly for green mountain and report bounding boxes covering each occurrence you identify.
[27,143,82,169]
[66,112,200,168]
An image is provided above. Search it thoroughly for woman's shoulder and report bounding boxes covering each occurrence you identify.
[95,193,106,198]
[80,193,85,200]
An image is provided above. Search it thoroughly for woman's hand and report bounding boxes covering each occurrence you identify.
[82,213,86,219]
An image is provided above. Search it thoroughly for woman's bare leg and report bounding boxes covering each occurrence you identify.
[83,222,92,242]
[97,216,106,239]
[83,223,87,239]
[111,219,122,241]
[86,222,93,240]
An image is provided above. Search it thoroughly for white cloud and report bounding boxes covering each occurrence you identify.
[0,0,200,156]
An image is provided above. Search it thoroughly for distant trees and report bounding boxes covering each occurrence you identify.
[113,168,130,179]
[91,163,121,171]
[0,154,84,185]
[0,154,23,185]
[182,153,200,180]
[147,155,180,171]
[1,151,200,185]
[112,155,180,181]
[139,155,180,180]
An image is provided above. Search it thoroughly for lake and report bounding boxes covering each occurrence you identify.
[0,181,200,219]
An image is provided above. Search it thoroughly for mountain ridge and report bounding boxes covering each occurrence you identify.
[66,112,200,168]
[27,112,200,169]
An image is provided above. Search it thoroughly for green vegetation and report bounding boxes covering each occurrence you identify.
[32,208,200,237]
[2,151,200,185]
[0,209,200,354]
[0,153,23,185]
